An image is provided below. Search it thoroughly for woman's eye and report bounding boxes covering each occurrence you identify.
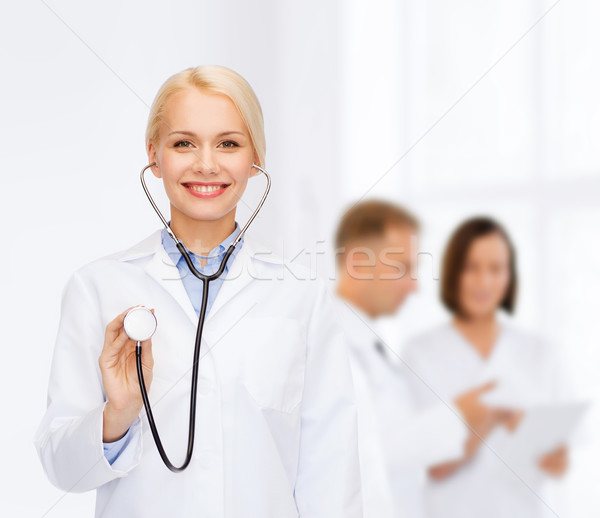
[174,140,192,148]
[220,140,239,149]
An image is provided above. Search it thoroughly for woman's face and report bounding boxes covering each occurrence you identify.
[147,87,257,224]
[457,232,512,319]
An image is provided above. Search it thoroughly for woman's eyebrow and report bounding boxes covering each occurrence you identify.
[168,130,246,138]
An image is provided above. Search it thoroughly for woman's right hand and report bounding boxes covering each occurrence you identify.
[99,306,155,442]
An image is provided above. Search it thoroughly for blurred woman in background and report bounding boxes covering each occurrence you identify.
[403,216,568,518]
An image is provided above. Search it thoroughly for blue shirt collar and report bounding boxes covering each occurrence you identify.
[161,221,243,267]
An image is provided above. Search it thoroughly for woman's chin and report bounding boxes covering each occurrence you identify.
[183,206,236,223]
[462,307,497,320]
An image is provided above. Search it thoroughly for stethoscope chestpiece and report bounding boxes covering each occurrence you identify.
[123,306,157,342]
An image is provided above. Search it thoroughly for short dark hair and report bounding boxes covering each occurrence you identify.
[441,216,517,315]
[335,199,420,258]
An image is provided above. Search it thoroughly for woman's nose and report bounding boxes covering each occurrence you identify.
[191,146,218,174]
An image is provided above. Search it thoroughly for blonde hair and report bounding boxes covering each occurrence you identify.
[145,65,266,168]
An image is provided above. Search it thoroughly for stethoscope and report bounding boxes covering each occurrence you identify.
[122,161,271,472]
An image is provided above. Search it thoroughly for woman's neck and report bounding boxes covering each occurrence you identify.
[452,312,499,360]
[169,208,237,258]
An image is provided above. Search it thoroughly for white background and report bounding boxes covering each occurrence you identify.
[1,0,598,516]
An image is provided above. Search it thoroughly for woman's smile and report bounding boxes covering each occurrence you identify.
[182,181,231,198]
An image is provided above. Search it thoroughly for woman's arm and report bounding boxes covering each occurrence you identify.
[34,270,146,492]
[99,306,155,442]
[428,405,523,481]
[428,432,485,480]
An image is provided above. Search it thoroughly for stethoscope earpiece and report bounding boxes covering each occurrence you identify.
[140,161,271,248]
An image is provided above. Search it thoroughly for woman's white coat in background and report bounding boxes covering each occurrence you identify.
[332,296,468,518]
[34,229,363,518]
[402,321,564,518]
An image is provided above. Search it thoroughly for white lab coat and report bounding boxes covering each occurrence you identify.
[34,229,363,518]
[331,297,467,518]
[402,320,563,518]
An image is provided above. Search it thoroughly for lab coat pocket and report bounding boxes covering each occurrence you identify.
[241,317,307,413]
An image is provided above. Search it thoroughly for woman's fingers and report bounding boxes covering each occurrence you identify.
[141,308,155,368]
[101,306,141,359]
[473,380,497,395]
[140,337,154,368]
[105,307,131,333]
[539,444,568,476]
[138,338,154,393]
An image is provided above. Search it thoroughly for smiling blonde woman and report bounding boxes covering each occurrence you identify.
[35,65,362,518]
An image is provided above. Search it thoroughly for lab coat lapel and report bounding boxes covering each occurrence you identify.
[205,234,262,323]
[131,229,273,329]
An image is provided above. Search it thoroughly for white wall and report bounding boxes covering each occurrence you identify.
[1,0,598,516]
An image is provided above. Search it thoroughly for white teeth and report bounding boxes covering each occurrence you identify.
[187,184,226,193]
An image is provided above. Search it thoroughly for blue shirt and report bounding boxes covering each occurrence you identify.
[161,221,243,318]
[103,222,244,464]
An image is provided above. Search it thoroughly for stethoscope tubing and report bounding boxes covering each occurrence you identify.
[135,162,270,472]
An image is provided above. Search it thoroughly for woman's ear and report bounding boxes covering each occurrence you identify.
[249,152,261,177]
[147,141,162,178]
